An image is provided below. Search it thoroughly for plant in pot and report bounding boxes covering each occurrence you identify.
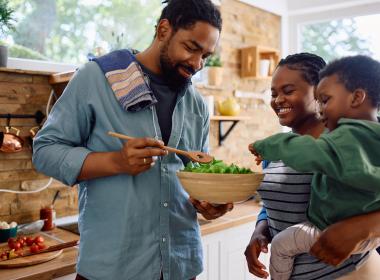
[205,53,223,86]
[0,0,15,67]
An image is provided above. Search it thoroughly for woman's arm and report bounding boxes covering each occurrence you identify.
[311,210,380,266]
[245,208,271,279]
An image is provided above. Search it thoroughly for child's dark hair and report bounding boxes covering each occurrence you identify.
[157,0,222,33]
[319,55,380,107]
[277,53,327,86]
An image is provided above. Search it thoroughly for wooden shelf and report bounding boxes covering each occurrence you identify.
[210,115,251,145]
[240,45,280,78]
[211,115,250,121]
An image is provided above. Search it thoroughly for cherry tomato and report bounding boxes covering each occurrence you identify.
[30,244,39,254]
[34,236,44,244]
[17,238,25,247]
[37,243,46,250]
[13,242,21,250]
[8,241,20,250]
[25,237,34,246]
[7,238,16,247]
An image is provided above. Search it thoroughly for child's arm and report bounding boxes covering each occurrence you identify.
[252,132,336,174]
[252,131,379,189]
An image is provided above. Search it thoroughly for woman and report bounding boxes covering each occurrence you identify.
[245,53,380,279]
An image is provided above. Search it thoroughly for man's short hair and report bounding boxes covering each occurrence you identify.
[157,0,222,33]
[319,55,380,107]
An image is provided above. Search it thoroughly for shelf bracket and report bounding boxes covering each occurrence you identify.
[218,120,239,146]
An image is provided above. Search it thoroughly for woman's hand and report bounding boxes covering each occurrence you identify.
[244,220,271,278]
[310,214,371,267]
[189,198,233,220]
[248,143,263,165]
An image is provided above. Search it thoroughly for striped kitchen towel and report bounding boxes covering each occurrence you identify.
[91,49,157,112]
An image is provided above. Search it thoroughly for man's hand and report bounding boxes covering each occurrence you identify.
[248,143,263,165]
[118,137,168,176]
[310,215,369,267]
[78,137,168,181]
[189,198,233,220]
[245,220,270,278]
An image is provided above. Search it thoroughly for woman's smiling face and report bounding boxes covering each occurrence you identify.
[270,66,318,130]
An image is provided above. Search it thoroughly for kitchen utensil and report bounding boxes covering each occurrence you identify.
[177,171,264,203]
[51,191,60,206]
[108,131,213,164]
[17,220,44,235]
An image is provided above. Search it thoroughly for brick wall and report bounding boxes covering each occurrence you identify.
[0,70,78,224]
[201,0,282,171]
[0,0,282,223]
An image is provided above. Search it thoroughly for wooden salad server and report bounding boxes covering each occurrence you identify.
[108,131,213,164]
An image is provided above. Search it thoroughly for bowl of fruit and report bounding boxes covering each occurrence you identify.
[0,221,18,243]
[177,159,264,203]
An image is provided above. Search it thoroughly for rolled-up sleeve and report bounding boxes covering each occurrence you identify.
[32,64,94,186]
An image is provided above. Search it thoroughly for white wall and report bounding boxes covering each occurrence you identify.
[287,0,380,15]
[238,0,288,16]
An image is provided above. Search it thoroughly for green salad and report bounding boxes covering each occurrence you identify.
[183,159,253,174]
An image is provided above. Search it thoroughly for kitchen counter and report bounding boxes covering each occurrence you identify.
[199,200,261,235]
[0,200,261,280]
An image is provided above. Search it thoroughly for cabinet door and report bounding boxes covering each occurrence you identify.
[199,222,270,280]
[198,232,221,280]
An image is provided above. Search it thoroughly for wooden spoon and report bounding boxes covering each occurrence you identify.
[108,131,213,164]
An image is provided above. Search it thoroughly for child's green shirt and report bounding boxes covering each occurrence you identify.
[254,118,380,230]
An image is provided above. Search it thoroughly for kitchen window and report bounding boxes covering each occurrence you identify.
[4,0,161,66]
[300,14,380,62]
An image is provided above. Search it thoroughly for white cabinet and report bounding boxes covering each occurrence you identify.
[199,222,270,280]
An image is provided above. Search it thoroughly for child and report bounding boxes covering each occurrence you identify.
[249,55,380,280]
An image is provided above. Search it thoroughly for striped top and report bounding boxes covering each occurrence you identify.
[258,161,368,279]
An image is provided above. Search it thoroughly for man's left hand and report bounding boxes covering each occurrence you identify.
[189,198,233,220]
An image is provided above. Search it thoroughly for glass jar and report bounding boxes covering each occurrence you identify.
[40,205,56,231]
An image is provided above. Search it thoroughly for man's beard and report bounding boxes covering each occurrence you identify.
[159,42,195,92]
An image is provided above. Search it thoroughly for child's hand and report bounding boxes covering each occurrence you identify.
[248,143,263,165]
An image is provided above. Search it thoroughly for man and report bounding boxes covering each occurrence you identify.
[33,0,232,279]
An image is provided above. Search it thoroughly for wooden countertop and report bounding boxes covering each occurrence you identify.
[200,200,260,235]
[0,201,260,280]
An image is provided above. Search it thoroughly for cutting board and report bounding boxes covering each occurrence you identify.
[0,233,63,268]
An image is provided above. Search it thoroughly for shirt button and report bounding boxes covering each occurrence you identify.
[162,237,166,243]
[163,202,168,207]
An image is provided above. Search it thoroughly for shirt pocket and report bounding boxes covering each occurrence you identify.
[178,113,204,151]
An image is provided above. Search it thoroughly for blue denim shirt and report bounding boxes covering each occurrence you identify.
[32,61,209,280]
